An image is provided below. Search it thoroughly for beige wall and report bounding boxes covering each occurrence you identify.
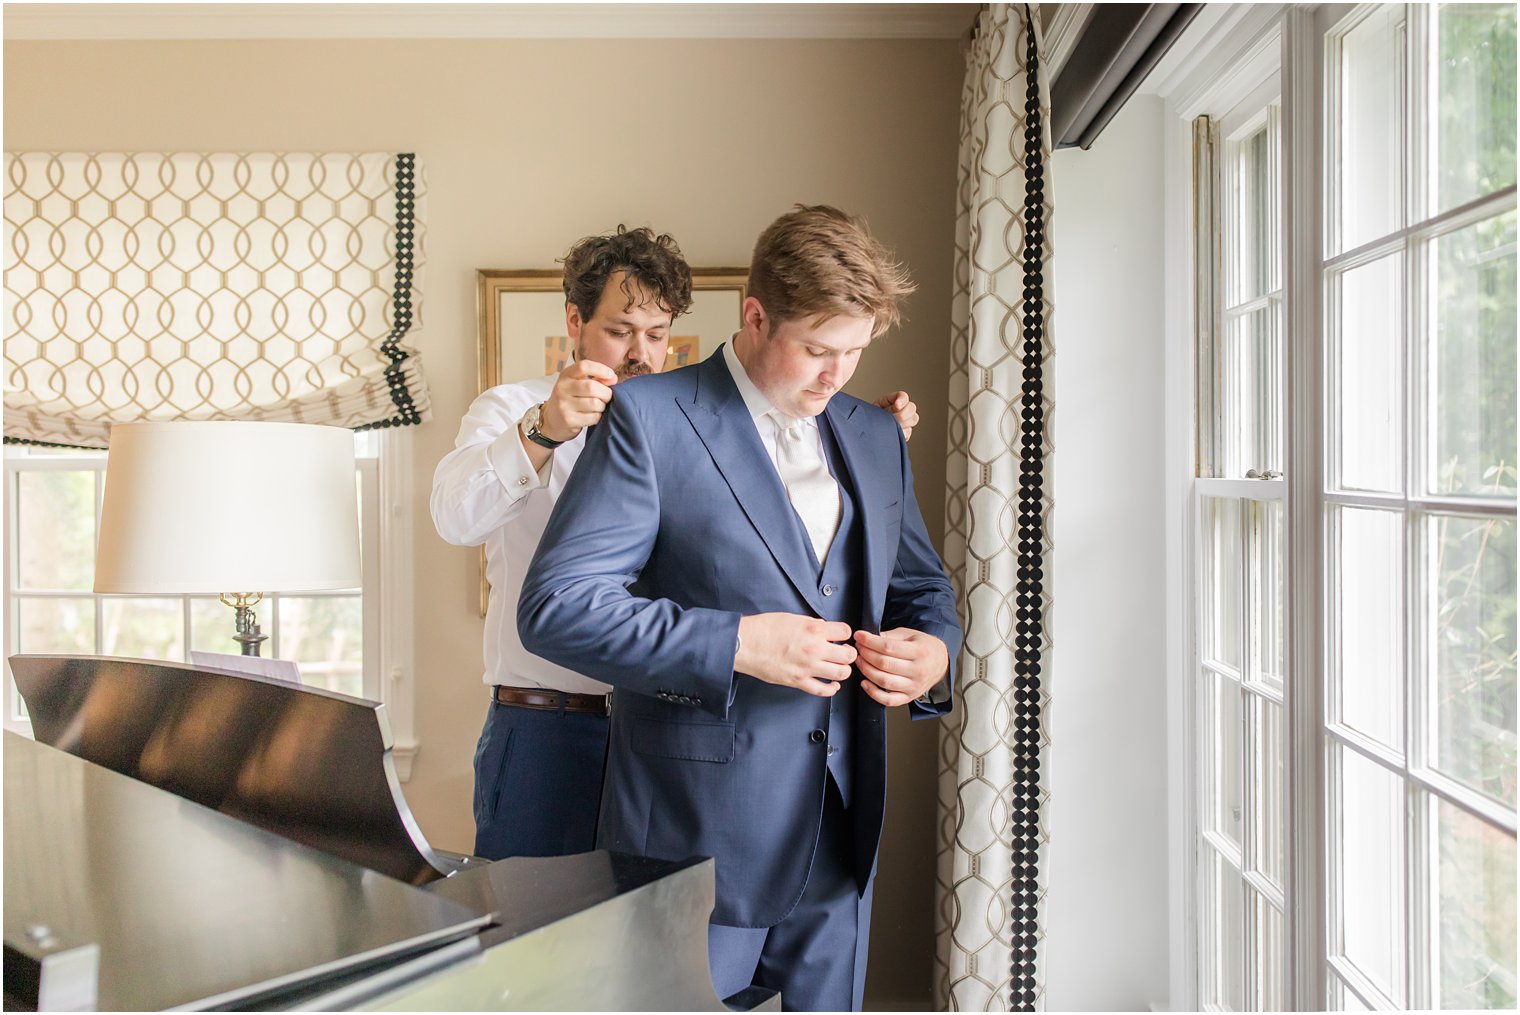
[4,35,963,1006]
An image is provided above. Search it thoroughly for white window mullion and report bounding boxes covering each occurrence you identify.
[1325,488,1519,515]
[1330,952,1399,1010]
[1327,720,1406,773]
[1403,219,1428,1007]
[1282,5,1326,1010]
[1197,477,1287,502]
[4,461,25,734]
[1407,762,1520,837]
[92,464,105,654]
[358,454,382,703]
[1243,862,1287,914]
[267,592,280,660]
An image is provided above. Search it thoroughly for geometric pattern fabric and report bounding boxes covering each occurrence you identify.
[934,5,1054,1010]
[3,152,428,448]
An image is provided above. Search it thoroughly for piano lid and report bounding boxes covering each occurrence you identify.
[8,655,460,885]
[4,732,491,1012]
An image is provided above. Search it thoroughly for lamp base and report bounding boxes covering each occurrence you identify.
[221,592,268,658]
[233,626,268,657]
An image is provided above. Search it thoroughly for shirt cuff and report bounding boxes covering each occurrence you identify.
[486,420,545,498]
[917,678,951,706]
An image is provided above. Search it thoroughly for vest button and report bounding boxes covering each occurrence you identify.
[809,729,826,744]
[822,584,835,596]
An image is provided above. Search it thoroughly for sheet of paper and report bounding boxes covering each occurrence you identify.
[188,650,303,687]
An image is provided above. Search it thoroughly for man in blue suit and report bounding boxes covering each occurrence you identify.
[519,205,962,1011]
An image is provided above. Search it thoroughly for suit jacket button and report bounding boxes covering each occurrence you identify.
[822,584,835,596]
[809,729,826,744]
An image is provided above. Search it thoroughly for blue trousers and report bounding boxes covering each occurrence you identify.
[471,698,609,859]
[707,778,874,1011]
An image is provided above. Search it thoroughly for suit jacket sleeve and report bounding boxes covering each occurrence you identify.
[517,389,741,718]
[882,427,964,720]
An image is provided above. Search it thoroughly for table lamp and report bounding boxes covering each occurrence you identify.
[93,421,362,657]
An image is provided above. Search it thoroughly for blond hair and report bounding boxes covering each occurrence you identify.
[747,205,915,339]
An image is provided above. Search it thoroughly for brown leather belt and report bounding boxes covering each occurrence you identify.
[493,684,610,716]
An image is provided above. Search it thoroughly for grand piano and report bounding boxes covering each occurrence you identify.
[4,655,779,1012]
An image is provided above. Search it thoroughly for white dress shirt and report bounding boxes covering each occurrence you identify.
[430,374,611,694]
[720,339,844,564]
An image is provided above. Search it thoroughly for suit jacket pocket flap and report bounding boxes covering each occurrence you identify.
[630,716,736,763]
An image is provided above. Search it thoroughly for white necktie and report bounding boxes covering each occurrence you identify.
[769,412,841,567]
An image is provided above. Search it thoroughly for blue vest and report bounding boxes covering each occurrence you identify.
[786,414,865,808]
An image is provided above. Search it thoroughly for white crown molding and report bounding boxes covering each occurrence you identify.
[1038,2,1092,81]
[4,2,982,41]
[1141,2,1288,112]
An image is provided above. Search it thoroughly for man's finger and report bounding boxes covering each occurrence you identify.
[819,621,854,642]
[860,679,912,707]
[854,645,905,675]
[809,661,853,683]
[573,380,614,403]
[854,630,920,661]
[798,676,843,697]
[858,656,917,693]
[574,360,619,384]
[820,650,857,674]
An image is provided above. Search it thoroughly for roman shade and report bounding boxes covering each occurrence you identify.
[3,152,428,448]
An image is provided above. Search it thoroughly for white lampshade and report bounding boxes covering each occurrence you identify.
[94,421,361,595]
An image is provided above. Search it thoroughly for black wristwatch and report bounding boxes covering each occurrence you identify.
[521,403,567,449]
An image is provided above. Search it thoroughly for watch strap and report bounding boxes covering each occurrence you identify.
[523,403,567,449]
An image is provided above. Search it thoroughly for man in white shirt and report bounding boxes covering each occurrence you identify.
[431,225,921,860]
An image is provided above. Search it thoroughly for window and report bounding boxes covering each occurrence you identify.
[1181,3,1516,1010]
[1194,83,1289,1012]
[3,431,386,736]
[1322,4,1516,1009]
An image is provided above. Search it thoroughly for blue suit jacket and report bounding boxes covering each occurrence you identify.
[519,348,962,927]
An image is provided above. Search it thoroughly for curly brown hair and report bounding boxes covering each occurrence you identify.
[747,205,915,339]
[561,225,694,323]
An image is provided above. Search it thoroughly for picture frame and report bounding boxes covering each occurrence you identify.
[473,267,749,615]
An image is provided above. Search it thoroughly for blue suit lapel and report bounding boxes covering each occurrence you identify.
[822,397,893,628]
[677,350,828,616]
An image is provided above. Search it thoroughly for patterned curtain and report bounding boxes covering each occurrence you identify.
[3,152,428,448]
[935,5,1054,1011]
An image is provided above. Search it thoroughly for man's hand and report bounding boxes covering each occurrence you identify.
[540,359,619,442]
[874,390,919,442]
[853,628,948,707]
[736,613,857,697]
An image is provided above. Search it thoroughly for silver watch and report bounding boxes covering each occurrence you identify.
[521,403,566,449]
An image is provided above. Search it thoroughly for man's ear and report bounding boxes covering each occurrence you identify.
[740,296,768,338]
[565,302,585,343]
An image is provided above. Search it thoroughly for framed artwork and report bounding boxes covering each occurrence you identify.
[477,267,749,390]
[474,267,748,613]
